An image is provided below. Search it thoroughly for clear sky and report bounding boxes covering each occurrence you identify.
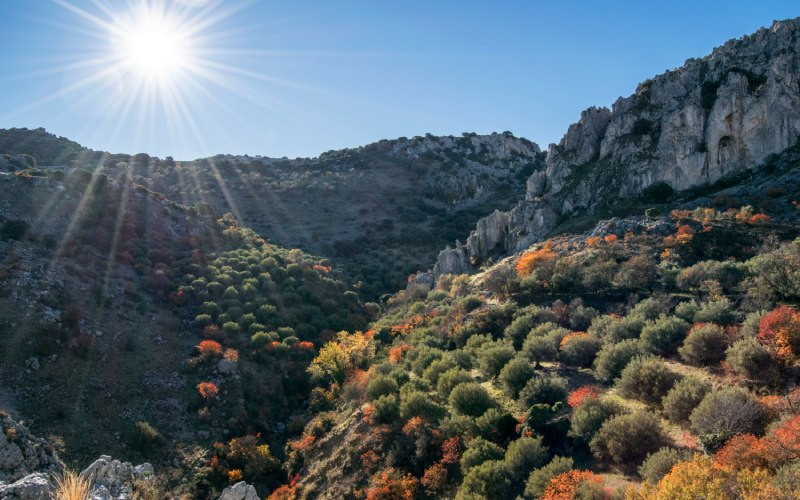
[0,1,797,160]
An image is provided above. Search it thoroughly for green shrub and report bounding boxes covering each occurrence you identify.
[589,314,644,343]
[365,375,398,401]
[674,301,699,321]
[638,447,689,484]
[693,298,737,325]
[522,335,559,364]
[498,357,535,398]
[524,456,574,499]
[475,408,518,442]
[449,382,495,417]
[590,411,666,468]
[477,343,516,377]
[519,376,568,408]
[372,394,399,424]
[661,376,711,424]
[130,421,164,453]
[400,390,446,421]
[504,436,548,481]
[616,357,680,407]
[460,437,504,473]
[678,323,728,366]
[640,315,690,354]
[437,368,473,398]
[458,460,511,499]
[569,397,624,442]
[690,388,763,449]
[422,357,457,386]
[503,305,556,348]
[593,339,644,383]
[560,334,602,367]
[725,337,778,385]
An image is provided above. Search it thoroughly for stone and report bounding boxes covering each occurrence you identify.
[81,455,154,500]
[434,18,800,278]
[0,414,62,483]
[218,481,259,500]
[217,358,236,375]
[0,472,51,500]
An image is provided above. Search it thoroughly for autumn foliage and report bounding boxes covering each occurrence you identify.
[757,306,800,359]
[197,340,223,357]
[515,244,558,277]
[541,470,604,500]
[366,468,418,500]
[567,385,604,408]
[197,381,219,399]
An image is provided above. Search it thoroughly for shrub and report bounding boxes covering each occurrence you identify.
[477,343,516,377]
[541,470,605,500]
[642,181,674,203]
[197,381,219,399]
[519,376,568,408]
[638,447,690,484]
[524,456,574,499]
[458,460,511,499]
[498,357,535,398]
[365,375,399,401]
[567,385,604,409]
[522,335,559,364]
[437,368,472,398]
[725,337,779,384]
[371,394,400,424]
[559,334,602,367]
[504,305,557,348]
[690,388,763,450]
[694,298,737,325]
[449,383,495,417]
[593,339,644,383]
[475,408,517,443]
[640,315,690,354]
[460,437,505,473]
[661,376,711,424]
[400,391,446,421]
[616,357,679,407]
[757,306,800,360]
[678,323,729,366]
[590,411,666,467]
[504,436,548,481]
[196,339,223,357]
[422,358,457,386]
[589,314,644,343]
[569,397,624,442]
[614,254,658,290]
[130,421,164,452]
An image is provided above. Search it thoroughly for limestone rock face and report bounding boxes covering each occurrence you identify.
[434,17,800,277]
[80,455,154,500]
[0,473,50,500]
[218,481,259,500]
[0,414,61,484]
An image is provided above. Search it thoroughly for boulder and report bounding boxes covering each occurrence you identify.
[218,481,259,500]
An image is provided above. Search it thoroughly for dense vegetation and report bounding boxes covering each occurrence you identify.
[268,205,800,498]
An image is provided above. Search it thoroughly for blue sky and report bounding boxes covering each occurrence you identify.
[0,1,797,160]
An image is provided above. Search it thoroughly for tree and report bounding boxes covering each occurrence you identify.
[459,460,512,499]
[559,334,602,367]
[690,388,763,451]
[757,306,800,360]
[504,436,548,481]
[725,337,779,385]
[661,376,711,425]
[498,357,535,398]
[638,447,690,484]
[449,383,495,417]
[569,397,623,443]
[366,375,399,401]
[640,315,690,355]
[477,343,516,377]
[524,456,574,499]
[460,437,505,473]
[678,323,728,366]
[590,411,666,468]
[616,357,679,407]
[593,339,643,383]
[516,245,558,278]
[520,376,568,408]
[541,470,604,500]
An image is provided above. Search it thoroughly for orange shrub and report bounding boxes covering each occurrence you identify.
[748,213,771,225]
[202,324,220,338]
[197,340,223,357]
[223,348,239,363]
[388,344,412,364]
[559,331,588,349]
[758,306,800,360]
[586,236,603,247]
[366,468,418,500]
[567,385,604,408]
[421,463,448,496]
[675,224,695,244]
[227,469,243,483]
[197,381,219,399]
[361,450,381,471]
[515,245,558,277]
[604,234,619,244]
[714,434,766,471]
[441,436,462,464]
[288,434,316,452]
[542,470,603,500]
[296,341,315,350]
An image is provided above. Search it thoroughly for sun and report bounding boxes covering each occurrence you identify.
[110,5,195,84]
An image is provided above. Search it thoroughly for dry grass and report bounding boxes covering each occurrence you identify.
[53,470,91,500]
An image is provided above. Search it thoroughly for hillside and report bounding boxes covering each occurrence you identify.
[2,16,800,500]
[0,129,543,299]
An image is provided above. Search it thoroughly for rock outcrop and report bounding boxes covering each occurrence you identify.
[80,455,154,500]
[0,413,61,485]
[218,481,260,500]
[435,18,800,277]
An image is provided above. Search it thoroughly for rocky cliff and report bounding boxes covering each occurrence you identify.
[435,17,800,276]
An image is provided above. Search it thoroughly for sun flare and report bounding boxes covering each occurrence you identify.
[112,7,193,83]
